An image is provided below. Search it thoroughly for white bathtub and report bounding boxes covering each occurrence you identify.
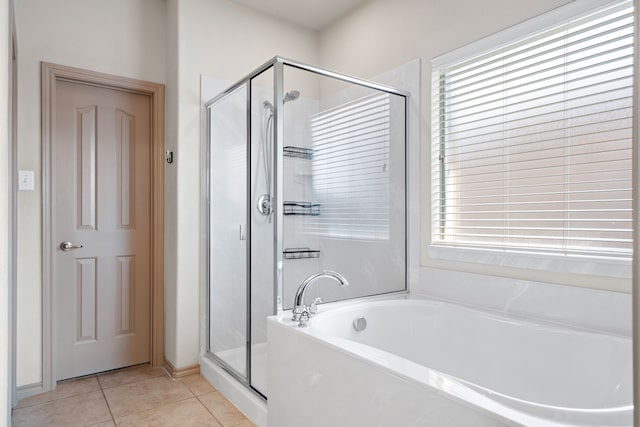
[267,297,632,426]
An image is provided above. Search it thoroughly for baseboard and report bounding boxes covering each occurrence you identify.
[15,382,43,403]
[164,358,200,379]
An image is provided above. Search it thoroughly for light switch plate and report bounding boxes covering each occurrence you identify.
[18,170,35,191]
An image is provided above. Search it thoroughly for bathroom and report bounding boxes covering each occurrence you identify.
[5,0,637,426]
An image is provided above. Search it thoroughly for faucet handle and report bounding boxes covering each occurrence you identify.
[292,306,304,321]
[309,297,323,315]
[297,309,310,327]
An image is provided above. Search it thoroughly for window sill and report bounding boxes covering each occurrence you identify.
[427,245,631,280]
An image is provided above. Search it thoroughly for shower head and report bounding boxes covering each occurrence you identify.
[284,90,300,103]
[263,90,299,113]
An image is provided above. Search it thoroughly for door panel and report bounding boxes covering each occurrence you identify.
[208,84,248,378]
[54,80,151,380]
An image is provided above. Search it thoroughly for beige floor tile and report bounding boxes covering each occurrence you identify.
[179,374,216,396]
[97,363,167,389]
[228,420,257,427]
[87,421,116,427]
[11,390,111,427]
[116,397,223,426]
[103,375,193,418]
[15,376,101,409]
[198,391,255,427]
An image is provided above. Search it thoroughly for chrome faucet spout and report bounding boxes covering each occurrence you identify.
[292,270,349,324]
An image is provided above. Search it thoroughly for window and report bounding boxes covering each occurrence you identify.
[431,0,633,259]
[310,92,392,240]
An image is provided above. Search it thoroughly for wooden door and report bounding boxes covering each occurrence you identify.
[53,80,152,380]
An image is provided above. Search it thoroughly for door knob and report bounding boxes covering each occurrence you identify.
[59,241,84,251]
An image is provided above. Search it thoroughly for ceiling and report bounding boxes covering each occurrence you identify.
[230,0,370,31]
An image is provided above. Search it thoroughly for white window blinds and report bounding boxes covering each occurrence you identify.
[431,0,634,257]
[310,93,391,240]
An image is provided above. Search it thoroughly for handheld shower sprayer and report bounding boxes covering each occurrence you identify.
[263,90,300,113]
[258,89,301,220]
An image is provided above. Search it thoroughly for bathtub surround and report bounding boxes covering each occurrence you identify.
[268,298,632,426]
[414,267,632,337]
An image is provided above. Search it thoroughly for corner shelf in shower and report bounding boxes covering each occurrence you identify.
[283,146,314,160]
[283,248,320,260]
[283,201,320,216]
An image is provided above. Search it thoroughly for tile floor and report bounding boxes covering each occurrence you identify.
[11,364,256,427]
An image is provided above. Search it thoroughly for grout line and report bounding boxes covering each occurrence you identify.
[98,382,117,426]
[96,374,104,390]
[196,393,227,427]
[182,377,198,399]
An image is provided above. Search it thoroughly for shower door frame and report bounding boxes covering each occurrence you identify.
[203,56,411,399]
[204,80,253,392]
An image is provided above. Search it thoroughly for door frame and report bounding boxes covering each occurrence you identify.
[41,62,165,391]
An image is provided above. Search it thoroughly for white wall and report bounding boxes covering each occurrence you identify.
[1,0,11,422]
[166,0,319,369]
[14,0,167,388]
[164,0,179,376]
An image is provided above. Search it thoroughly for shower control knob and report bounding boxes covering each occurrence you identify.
[297,310,310,328]
[309,297,323,315]
[257,194,272,216]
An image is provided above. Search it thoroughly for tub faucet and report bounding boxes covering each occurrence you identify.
[292,270,349,326]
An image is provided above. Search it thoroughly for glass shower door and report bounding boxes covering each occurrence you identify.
[206,67,278,396]
[207,84,248,379]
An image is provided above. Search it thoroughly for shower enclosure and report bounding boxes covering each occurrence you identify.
[204,57,408,398]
